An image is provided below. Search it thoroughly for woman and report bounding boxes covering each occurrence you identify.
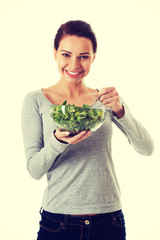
[21,20,154,240]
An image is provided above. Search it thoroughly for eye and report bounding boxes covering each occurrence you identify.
[79,56,89,60]
[62,53,70,58]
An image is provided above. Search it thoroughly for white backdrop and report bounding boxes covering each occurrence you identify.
[0,0,159,239]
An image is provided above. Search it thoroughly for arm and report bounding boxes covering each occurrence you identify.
[99,87,154,156]
[112,99,154,156]
[21,92,69,180]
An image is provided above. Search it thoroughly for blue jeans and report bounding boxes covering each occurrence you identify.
[37,208,126,240]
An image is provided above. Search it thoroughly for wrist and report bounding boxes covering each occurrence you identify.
[113,105,125,119]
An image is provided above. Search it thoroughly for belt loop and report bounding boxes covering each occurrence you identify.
[61,215,69,229]
[64,214,69,226]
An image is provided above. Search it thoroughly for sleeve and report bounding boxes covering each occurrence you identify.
[21,92,69,180]
[112,98,154,156]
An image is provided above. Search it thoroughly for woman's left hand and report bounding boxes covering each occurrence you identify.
[99,87,124,119]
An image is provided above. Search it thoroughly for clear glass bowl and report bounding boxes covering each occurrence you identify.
[50,104,111,135]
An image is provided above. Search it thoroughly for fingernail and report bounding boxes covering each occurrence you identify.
[87,131,92,135]
[80,131,86,135]
[65,132,70,136]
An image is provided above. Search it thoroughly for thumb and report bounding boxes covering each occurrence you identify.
[55,128,70,138]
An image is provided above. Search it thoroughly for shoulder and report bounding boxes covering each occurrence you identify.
[22,89,45,116]
[86,87,99,93]
[86,87,100,99]
[21,90,43,125]
[24,89,42,99]
[23,89,43,104]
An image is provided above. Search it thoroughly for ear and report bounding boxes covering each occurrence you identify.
[92,54,96,63]
[53,48,57,61]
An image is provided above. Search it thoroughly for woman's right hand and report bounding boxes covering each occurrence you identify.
[54,128,92,144]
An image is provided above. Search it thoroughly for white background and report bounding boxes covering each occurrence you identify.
[0,0,159,239]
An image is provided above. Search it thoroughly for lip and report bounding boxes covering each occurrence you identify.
[65,69,83,78]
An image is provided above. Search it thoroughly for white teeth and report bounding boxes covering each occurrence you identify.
[67,70,81,75]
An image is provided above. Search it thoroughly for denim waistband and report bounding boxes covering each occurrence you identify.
[40,208,122,226]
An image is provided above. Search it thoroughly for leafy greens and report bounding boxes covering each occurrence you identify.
[50,100,105,135]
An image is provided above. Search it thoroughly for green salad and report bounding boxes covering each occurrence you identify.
[50,100,106,135]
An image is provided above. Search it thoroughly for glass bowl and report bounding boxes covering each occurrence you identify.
[50,104,111,135]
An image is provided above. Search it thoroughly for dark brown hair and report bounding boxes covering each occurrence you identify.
[54,20,97,53]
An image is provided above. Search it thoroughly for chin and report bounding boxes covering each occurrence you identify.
[67,78,83,85]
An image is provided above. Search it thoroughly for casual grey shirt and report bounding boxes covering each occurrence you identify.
[21,89,154,214]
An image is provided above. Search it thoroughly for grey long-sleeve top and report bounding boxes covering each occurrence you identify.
[21,89,154,214]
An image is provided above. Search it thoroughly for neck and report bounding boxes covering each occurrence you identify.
[54,78,87,98]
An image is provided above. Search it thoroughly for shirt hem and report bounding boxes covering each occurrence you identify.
[42,203,122,215]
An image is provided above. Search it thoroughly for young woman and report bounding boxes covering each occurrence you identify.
[21,20,154,240]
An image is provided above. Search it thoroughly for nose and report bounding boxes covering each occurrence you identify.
[69,57,81,70]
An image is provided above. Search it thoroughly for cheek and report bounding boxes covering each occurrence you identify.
[57,59,68,70]
[84,61,92,71]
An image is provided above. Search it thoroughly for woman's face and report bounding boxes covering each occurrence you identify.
[54,35,95,84]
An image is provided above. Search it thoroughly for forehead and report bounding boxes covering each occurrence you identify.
[58,35,93,53]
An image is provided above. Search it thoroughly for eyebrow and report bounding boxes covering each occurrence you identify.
[61,50,90,55]
[80,52,90,55]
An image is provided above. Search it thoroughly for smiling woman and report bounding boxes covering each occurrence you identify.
[21,20,154,240]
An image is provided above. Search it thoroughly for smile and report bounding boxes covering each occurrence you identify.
[65,70,83,78]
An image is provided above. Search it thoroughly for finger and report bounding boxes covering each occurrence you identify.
[69,131,87,144]
[99,87,116,95]
[55,129,92,144]
[55,128,70,139]
[100,90,118,102]
[103,100,122,110]
[71,131,92,144]
[101,95,120,105]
